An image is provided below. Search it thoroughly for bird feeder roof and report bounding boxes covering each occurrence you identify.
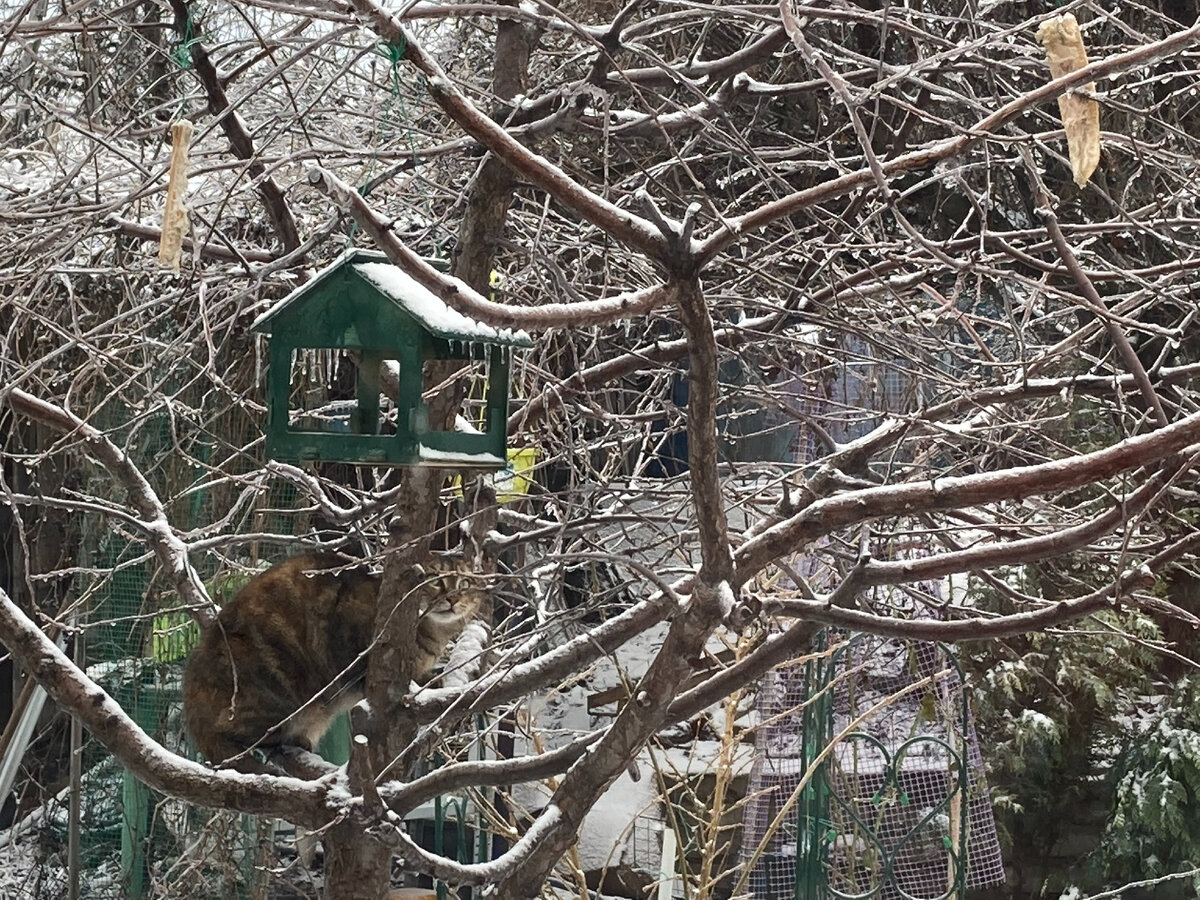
[251,249,533,348]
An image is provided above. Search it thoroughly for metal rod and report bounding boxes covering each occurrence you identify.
[67,614,83,900]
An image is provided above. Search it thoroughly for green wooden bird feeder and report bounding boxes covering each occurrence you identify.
[251,249,532,467]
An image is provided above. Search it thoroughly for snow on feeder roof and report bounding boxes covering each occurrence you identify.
[251,249,532,348]
[353,261,531,347]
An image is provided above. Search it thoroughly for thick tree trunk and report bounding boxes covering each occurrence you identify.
[323,820,392,900]
[453,0,532,297]
[329,7,538,897]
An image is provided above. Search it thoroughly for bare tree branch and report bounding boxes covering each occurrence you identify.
[0,585,330,823]
[346,0,674,262]
[768,529,1200,640]
[1020,149,1170,427]
[5,387,215,628]
[698,14,1200,265]
[306,165,672,329]
[735,423,1200,586]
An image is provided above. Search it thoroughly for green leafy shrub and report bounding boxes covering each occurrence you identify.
[962,562,1162,894]
[1095,677,1200,893]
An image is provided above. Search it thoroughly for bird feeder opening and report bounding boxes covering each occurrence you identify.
[287,348,400,438]
[251,250,532,468]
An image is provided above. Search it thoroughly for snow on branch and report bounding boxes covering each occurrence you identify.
[409,593,672,719]
[6,387,215,628]
[0,584,330,823]
[855,470,1173,587]
[734,413,1200,586]
[347,0,675,263]
[673,277,736,585]
[767,528,1200,640]
[307,165,673,330]
[437,619,490,689]
[698,11,1200,266]
[167,0,301,253]
[380,732,598,816]
[488,576,734,898]
[372,798,566,888]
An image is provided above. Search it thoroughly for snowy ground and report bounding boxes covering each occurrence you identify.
[0,828,70,900]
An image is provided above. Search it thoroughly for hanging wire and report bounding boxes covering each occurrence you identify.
[368,35,420,189]
[169,5,200,71]
[349,34,421,246]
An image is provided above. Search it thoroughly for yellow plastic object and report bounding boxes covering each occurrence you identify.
[498,446,536,502]
[455,446,536,503]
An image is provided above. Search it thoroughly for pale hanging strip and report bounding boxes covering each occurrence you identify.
[1037,14,1101,187]
[158,119,194,271]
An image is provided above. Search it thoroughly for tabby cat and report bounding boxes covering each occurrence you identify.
[182,551,482,770]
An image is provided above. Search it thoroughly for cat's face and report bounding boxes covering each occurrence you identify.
[413,557,485,624]
[423,595,467,626]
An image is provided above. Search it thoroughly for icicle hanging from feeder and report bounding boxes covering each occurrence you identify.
[158,119,194,272]
[1036,14,1100,188]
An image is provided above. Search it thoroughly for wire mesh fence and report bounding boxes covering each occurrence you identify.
[0,390,324,898]
[741,631,1005,899]
[740,336,1006,899]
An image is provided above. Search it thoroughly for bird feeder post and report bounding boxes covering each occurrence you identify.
[486,344,509,458]
[354,349,384,437]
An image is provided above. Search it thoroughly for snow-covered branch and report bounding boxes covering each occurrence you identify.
[855,469,1174,586]
[307,165,673,329]
[347,0,675,262]
[167,0,301,252]
[697,14,1200,265]
[5,0,1200,893]
[0,584,330,824]
[734,419,1200,587]
[6,387,215,628]
[767,528,1200,640]
[409,593,671,719]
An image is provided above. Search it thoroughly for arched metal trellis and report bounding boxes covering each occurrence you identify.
[742,633,1005,899]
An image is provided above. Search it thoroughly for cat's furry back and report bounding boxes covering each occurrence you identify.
[182,551,482,770]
